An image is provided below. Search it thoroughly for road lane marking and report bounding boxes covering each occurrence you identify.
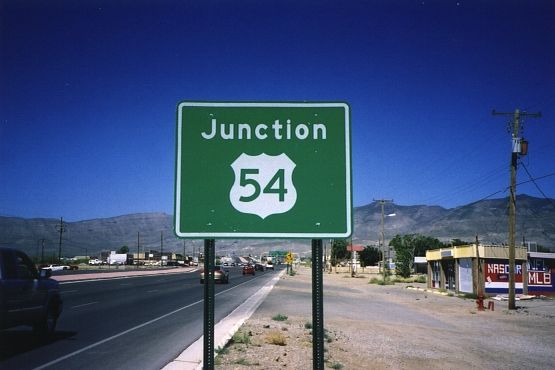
[32,298,204,370]
[165,270,285,370]
[62,290,78,294]
[147,289,159,293]
[33,270,277,370]
[70,302,99,309]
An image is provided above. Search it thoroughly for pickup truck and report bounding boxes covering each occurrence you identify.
[0,247,63,335]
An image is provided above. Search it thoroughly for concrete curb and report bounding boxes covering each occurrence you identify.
[162,270,286,370]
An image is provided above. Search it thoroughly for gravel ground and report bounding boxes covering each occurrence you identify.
[215,267,555,370]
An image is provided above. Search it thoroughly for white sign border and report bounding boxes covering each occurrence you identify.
[175,101,352,239]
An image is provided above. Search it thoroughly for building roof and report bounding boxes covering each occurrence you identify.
[529,252,555,259]
[414,256,427,264]
[347,244,365,252]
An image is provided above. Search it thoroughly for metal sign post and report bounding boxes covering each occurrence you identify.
[312,239,324,370]
[203,239,215,370]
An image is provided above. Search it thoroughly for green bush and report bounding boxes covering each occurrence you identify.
[215,346,228,355]
[415,275,427,283]
[232,331,251,345]
[391,275,427,283]
[272,313,288,321]
[369,277,395,285]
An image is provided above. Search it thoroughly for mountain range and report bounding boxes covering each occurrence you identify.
[1,195,553,258]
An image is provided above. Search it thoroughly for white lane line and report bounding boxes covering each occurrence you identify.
[33,298,204,370]
[70,302,99,310]
[33,271,276,370]
[62,290,78,294]
[147,289,159,293]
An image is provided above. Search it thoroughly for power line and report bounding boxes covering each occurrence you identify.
[519,161,555,205]
[459,171,555,205]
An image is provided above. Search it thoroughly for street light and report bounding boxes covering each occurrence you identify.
[381,207,396,281]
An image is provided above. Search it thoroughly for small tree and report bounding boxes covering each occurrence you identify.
[359,246,380,267]
[390,235,414,278]
[391,234,444,278]
[330,239,350,267]
[413,235,443,256]
[118,245,129,254]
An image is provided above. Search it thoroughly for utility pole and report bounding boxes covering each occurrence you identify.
[41,239,46,264]
[37,238,46,263]
[56,217,67,263]
[374,199,393,281]
[492,109,541,310]
[137,232,140,268]
[160,231,164,265]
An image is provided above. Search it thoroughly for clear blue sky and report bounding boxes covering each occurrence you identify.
[1,0,554,221]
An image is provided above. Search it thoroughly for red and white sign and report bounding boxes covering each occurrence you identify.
[485,261,523,290]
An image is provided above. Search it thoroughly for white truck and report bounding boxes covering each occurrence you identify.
[262,255,275,270]
[107,252,127,265]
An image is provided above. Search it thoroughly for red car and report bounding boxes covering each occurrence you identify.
[242,264,255,276]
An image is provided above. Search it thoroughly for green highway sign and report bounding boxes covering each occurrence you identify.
[174,101,352,238]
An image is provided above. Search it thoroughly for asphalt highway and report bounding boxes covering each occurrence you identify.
[0,266,280,370]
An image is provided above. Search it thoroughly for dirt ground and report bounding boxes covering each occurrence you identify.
[215,267,555,370]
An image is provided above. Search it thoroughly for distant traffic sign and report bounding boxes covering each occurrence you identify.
[174,101,352,238]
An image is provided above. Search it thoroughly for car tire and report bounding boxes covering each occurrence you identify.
[200,279,204,284]
[33,302,59,337]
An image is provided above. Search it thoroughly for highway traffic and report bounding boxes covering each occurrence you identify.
[0,266,280,370]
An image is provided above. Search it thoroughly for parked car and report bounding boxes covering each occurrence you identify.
[200,265,229,284]
[0,247,63,335]
[242,264,255,275]
[41,264,70,271]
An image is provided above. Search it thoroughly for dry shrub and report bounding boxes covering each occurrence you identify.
[265,330,287,346]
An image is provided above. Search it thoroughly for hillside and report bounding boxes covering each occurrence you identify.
[1,195,553,258]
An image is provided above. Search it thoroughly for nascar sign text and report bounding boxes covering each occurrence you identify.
[175,102,352,238]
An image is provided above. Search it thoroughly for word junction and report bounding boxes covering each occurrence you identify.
[201,119,327,140]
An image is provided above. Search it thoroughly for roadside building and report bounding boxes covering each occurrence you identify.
[413,256,427,274]
[527,252,555,295]
[426,244,555,296]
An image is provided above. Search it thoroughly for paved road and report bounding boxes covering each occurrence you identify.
[0,266,280,370]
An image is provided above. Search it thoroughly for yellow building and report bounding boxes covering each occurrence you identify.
[426,244,528,295]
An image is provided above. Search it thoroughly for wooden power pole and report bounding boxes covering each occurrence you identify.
[492,109,541,309]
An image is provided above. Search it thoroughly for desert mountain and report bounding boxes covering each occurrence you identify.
[1,195,553,258]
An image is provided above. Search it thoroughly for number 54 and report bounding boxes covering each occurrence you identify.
[239,168,287,202]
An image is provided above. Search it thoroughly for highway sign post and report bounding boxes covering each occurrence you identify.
[175,101,352,370]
